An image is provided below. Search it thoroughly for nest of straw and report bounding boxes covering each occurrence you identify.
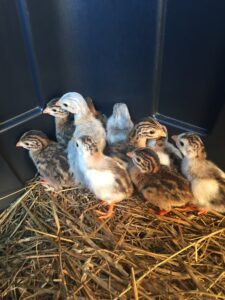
[0,179,225,300]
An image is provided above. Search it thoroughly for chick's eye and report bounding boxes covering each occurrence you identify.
[76,142,79,147]
[180,141,184,147]
[25,142,29,146]
[52,108,57,112]
[63,103,68,108]
[136,157,141,163]
[150,130,155,134]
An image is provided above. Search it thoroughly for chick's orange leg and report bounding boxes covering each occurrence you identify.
[176,203,199,212]
[39,177,50,186]
[197,208,208,215]
[176,203,208,215]
[96,202,115,219]
[156,209,171,216]
[39,177,56,192]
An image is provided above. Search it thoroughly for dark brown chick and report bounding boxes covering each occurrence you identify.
[127,148,194,215]
[43,98,75,146]
[16,130,75,191]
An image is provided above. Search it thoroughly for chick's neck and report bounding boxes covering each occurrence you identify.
[55,115,70,127]
[74,110,93,125]
[82,151,103,168]
[128,162,147,186]
[131,137,147,148]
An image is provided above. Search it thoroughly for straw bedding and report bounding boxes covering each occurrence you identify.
[0,179,225,300]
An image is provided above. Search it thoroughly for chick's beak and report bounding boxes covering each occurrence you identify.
[43,107,50,114]
[126,152,133,158]
[171,135,178,142]
[16,141,23,147]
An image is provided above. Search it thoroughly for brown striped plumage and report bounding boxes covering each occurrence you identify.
[130,148,160,173]
[106,117,167,167]
[127,147,193,214]
[129,117,167,147]
[16,130,75,191]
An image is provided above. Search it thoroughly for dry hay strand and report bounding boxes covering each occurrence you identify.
[0,179,225,300]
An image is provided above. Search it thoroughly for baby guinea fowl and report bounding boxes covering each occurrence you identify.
[16,130,75,191]
[172,133,225,213]
[75,135,133,219]
[43,96,105,146]
[147,125,182,172]
[106,103,134,145]
[43,97,75,146]
[57,92,106,151]
[56,92,106,185]
[107,117,167,166]
[127,148,194,215]
[129,117,167,147]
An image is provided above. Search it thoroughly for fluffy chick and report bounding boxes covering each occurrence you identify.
[56,92,106,185]
[43,96,106,146]
[106,103,134,145]
[57,92,106,150]
[43,97,75,146]
[147,125,182,171]
[74,135,133,218]
[127,147,194,215]
[106,117,167,166]
[173,133,225,213]
[16,130,75,191]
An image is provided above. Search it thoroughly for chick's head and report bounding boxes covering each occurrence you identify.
[57,92,89,115]
[75,135,99,158]
[16,130,49,151]
[172,133,206,160]
[127,147,160,173]
[43,98,69,118]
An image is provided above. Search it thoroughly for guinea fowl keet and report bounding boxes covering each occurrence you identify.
[147,135,182,172]
[107,117,167,167]
[106,102,134,145]
[74,135,133,219]
[173,133,225,214]
[127,147,194,215]
[16,130,76,191]
[43,97,75,146]
[56,92,106,185]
